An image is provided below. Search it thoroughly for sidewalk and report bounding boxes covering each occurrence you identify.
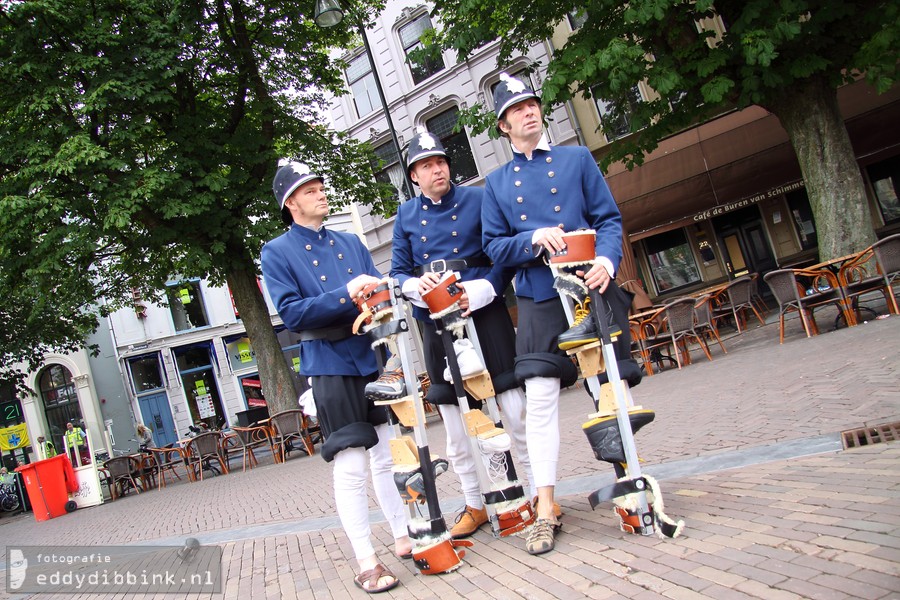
[1,314,898,599]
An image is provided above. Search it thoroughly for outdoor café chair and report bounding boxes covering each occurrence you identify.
[103,456,142,500]
[147,445,189,489]
[269,409,315,463]
[660,297,713,369]
[184,431,229,481]
[872,233,900,314]
[837,242,897,324]
[693,294,727,354]
[763,268,845,343]
[712,276,766,333]
[226,426,274,472]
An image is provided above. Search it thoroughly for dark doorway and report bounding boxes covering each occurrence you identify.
[713,206,778,280]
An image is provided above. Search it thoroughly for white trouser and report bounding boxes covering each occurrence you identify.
[496,387,535,499]
[333,424,408,560]
[438,403,483,509]
[524,376,561,488]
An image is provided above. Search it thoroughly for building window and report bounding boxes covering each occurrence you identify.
[426,108,478,183]
[166,280,209,331]
[346,52,378,118]
[399,14,443,84]
[128,354,165,394]
[174,344,225,429]
[594,85,643,141]
[868,156,900,225]
[568,9,587,30]
[38,364,83,446]
[373,140,410,203]
[644,229,701,293]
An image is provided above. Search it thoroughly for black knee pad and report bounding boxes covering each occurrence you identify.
[514,352,578,388]
[320,422,378,462]
[582,409,655,464]
[595,359,643,388]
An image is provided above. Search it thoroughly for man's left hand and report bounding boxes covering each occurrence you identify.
[577,262,612,293]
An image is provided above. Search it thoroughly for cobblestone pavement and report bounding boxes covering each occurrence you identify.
[1,312,898,599]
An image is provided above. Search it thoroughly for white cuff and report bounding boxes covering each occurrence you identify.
[401,277,429,308]
[596,257,615,279]
[461,278,496,312]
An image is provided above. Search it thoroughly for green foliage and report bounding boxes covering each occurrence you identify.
[430,0,897,169]
[0,0,394,381]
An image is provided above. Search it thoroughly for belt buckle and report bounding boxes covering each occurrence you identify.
[430,259,448,274]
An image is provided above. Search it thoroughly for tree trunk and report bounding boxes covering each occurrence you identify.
[765,76,877,260]
[226,264,298,416]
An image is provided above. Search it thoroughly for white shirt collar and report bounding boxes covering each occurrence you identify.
[511,133,551,159]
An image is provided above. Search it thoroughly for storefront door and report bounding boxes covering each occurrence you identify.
[137,392,177,447]
[714,207,778,280]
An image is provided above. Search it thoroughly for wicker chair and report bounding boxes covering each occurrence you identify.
[269,409,315,462]
[183,432,229,481]
[147,446,189,489]
[103,456,142,500]
[693,294,727,354]
[712,277,766,333]
[224,426,274,472]
[873,233,900,314]
[763,269,845,343]
[660,297,713,368]
[836,240,898,325]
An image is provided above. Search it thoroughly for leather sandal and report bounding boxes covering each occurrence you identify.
[353,563,399,594]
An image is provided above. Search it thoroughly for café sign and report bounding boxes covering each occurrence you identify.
[693,180,804,222]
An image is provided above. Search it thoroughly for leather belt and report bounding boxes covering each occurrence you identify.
[413,256,492,276]
[298,325,354,342]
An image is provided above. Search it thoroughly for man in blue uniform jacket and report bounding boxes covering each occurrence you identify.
[261,162,410,593]
[389,128,535,538]
[482,74,636,556]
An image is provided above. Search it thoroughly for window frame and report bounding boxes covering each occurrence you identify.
[424,107,479,184]
[399,13,444,85]
[345,51,379,118]
[593,84,643,142]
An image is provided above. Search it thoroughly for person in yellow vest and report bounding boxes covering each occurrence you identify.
[36,436,57,459]
[65,422,90,465]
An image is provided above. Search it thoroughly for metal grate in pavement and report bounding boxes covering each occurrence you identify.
[841,421,900,449]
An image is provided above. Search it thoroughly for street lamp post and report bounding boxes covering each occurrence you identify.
[315,0,416,200]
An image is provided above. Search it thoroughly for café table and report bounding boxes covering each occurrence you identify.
[802,253,867,328]
[629,305,674,375]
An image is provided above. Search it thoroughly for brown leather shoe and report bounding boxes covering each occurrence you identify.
[450,505,488,539]
[533,496,563,518]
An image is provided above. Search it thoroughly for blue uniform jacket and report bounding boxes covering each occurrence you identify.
[482,145,623,302]
[391,184,513,320]
[261,224,380,377]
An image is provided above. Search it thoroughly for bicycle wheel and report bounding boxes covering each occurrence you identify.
[1,494,19,511]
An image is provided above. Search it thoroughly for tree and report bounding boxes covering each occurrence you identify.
[430,0,899,259]
[0,0,393,413]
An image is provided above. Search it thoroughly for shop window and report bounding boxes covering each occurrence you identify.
[224,336,258,372]
[276,328,305,387]
[644,229,701,293]
[593,84,643,142]
[786,189,818,250]
[174,344,225,429]
[400,14,444,84]
[867,156,900,225]
[128,354,165,394]
[373,140,410,204]
[38,364,83,445]
[426,108,478,183]
[166,280,210,331]
[346,52,377,118]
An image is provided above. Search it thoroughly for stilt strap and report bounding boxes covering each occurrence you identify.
[590,475,685,539]
[483,484,526,505]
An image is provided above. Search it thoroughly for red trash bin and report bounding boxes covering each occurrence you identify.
[15,455,79,522]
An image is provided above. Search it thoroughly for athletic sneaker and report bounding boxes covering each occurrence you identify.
[365,355,407,400]
[442,338,485,383]
[393,458,450,503]
[557,297,622,350]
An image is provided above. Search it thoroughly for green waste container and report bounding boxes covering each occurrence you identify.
[15,455,78,522]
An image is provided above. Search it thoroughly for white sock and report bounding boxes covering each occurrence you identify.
[333,447,374,561]
[438,404,483,509]
[370,423,409,539]
[525,376,561,488]
[497,387,535,499]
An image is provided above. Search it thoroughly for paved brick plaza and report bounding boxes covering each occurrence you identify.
[2,312,898,599]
